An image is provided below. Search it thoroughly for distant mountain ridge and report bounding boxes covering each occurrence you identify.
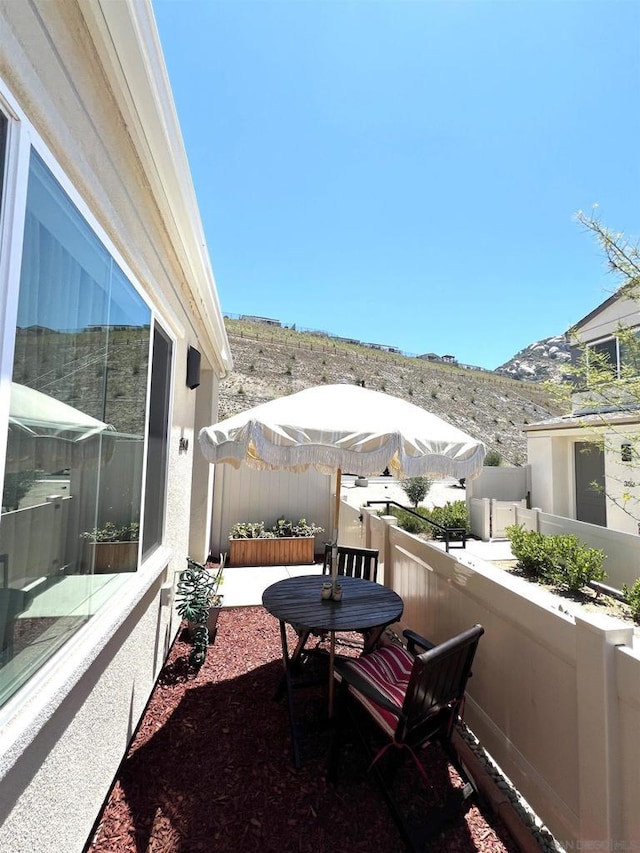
[495,334,572,383]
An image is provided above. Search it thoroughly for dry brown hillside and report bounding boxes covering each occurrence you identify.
[219,318,566,464]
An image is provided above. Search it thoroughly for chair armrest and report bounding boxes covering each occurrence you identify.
[403,628,435,655]
[334,660,403,717]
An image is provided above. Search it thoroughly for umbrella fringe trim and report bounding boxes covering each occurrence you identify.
[199,425,486,480]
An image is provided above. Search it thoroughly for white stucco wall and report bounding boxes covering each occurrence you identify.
[0,551,173,853]
[527,422,640,536]
[0,3,229,851]
[526,433,569,514]
[603,425,640,535]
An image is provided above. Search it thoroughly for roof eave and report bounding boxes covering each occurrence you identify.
[78,0,232,377]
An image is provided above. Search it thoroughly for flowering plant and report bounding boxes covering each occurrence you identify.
[229,518,323,539]
[80,521,140,542]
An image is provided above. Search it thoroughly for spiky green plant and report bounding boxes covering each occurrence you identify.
[176,556,224,668]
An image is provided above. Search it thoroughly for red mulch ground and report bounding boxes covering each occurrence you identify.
[85,607,522,853]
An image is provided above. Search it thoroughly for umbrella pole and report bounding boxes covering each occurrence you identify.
[328,467,342,718]
[331,467,342,588]
[329,631,336,718]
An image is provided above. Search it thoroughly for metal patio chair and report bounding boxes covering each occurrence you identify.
[329,623,485,851]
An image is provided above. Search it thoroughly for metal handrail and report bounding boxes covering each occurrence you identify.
[365,500,467,553]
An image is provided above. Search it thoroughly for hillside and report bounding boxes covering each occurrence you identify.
[218,319,567,463]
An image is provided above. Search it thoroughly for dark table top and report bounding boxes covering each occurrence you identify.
[262,574,403,633]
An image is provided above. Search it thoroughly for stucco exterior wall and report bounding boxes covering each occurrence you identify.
[603,425,640,535]
[0,3,229,851]
[0,557,173,853]
[527,423,640,536]
[527,432,573,515]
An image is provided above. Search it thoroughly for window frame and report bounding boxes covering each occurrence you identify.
[0,75,179,716]
[0,73,188,747]
[587,336,621,380]
[0,80,178,565]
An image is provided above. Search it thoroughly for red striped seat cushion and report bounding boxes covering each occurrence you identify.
[342,643,414,736]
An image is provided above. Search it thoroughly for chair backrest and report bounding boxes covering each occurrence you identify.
[398,624,484,746]
[323,545,379,582]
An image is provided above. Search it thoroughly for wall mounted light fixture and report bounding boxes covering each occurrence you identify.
[621,442,632,462]
[186,346,201,389]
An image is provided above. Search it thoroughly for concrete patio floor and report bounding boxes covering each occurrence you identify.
[221,474,514,608]
[221,536,514,608]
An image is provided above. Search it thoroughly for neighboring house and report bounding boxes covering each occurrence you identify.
[0,3,231,851]
[524,289,640,534]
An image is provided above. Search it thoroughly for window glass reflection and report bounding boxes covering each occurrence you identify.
[0,150,151,707]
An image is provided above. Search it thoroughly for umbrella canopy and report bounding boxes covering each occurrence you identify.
[199,384,486,480]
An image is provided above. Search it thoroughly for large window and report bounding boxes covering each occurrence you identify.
[0,149,169,708]
[588,338,618,373]
[587,333,640,381]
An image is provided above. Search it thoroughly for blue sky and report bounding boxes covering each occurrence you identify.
[153,0,639,370]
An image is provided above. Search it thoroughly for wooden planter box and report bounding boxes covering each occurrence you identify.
[228,536,315,567]
[82,541,139,573]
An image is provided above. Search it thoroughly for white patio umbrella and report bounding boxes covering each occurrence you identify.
[199,383,486,577]
[200,383,486,716]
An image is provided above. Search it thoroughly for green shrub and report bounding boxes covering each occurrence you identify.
[484,449,502,466]
[551,535,606,592]
[2,469,37,511]
[392,502,468,540]
[425,501,469,539]
[547,535,606,592]
[622,579,640,623]
[506,525,606,591]
[391,507,430,535]
[507,525,556,579]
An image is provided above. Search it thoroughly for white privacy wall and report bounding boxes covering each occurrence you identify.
[344,505,640,848]
[465,465,529,502]
[210,463,333,557]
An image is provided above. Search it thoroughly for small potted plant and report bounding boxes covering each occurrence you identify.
[228,517,324,566]
[175,555,225,668]
[80,520,140,573]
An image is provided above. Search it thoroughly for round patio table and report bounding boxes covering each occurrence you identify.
[263,574,404,767]
[263,574,403,633]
